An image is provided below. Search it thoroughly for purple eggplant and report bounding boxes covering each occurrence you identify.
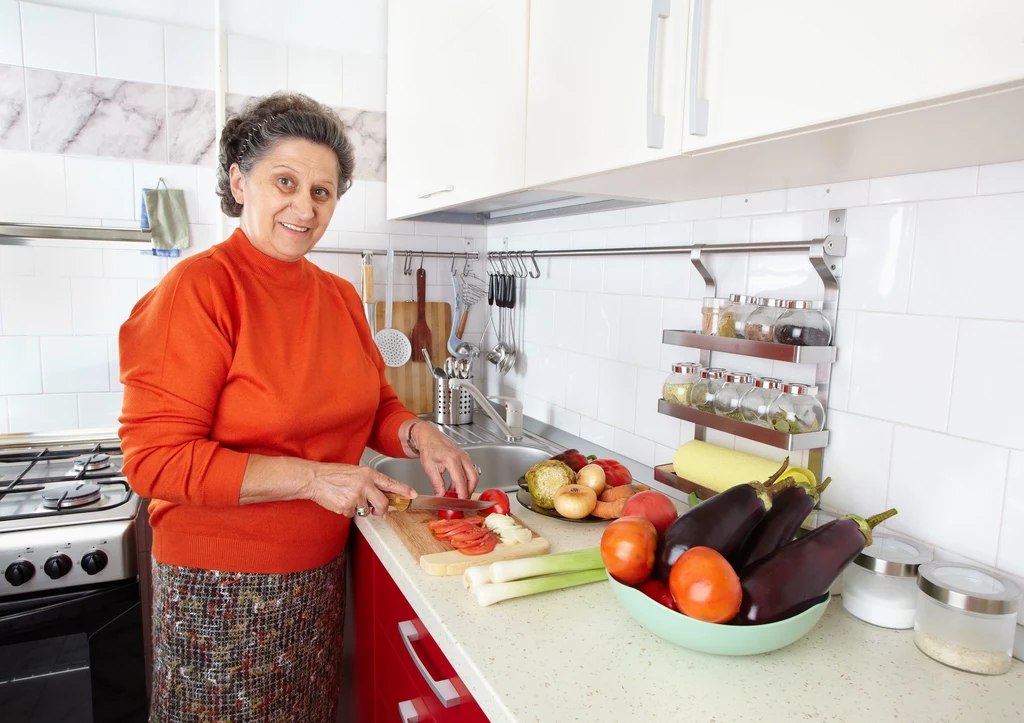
[735,477,832,569]
[733,508,898,625]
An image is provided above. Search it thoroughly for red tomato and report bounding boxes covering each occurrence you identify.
[457,534,498,555]
[600,516,658,586]
[637,578,677,611]
[437,490,464,520]
[621,490,678,537]
[669,546,742,624]
[590,459,632,487]
[478,489,510,516]
[450,527,490,544]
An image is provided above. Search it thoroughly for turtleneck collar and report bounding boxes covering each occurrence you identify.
[223,228,311,288]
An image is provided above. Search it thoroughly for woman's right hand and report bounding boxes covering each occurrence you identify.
[304,462,417,518]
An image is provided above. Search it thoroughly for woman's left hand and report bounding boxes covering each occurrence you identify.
[410,422,479,498]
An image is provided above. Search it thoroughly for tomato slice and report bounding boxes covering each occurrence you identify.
[457,534,498,555]
[450,528,490,544]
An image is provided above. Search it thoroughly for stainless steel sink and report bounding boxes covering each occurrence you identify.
[369,443,552,494]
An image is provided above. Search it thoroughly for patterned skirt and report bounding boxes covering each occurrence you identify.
[149,555,345,723]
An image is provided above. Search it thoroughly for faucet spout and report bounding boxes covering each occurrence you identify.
[448,380,524,442]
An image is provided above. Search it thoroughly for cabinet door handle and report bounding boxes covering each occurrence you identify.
[418,185,454,199]
[646,0,671,148]
[398,699,424,723]
[398,620,464,707]
[687,0,710,136]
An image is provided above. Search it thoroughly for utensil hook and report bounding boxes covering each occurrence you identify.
[419,252,425,270]
[403,252,413,276]
[527,252,541,279]
[513,251,528,278]
[450,253,457,274]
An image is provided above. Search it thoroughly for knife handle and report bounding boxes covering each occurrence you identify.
[385,493,412,511]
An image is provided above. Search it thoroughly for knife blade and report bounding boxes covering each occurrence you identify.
[385,493,495,513]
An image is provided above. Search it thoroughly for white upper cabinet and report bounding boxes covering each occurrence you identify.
[386,0,529,219]
[683,0,1024,151]
[524,0,691,187]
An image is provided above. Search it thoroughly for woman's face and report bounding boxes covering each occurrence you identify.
[229,138,340,262]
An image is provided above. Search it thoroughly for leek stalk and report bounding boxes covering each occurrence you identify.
[463,547,603,591]
[474,568,607,607]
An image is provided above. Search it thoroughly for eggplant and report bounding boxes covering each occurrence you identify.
[733,508,898,625]
[654,459,790,581]
[734,477,832,569]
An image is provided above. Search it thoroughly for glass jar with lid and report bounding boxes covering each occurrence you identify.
[774,300,833,346]
[725,294,759,339]
[742,298,784,343]
[691,368,726,412]
[766,383,825,434]
[662,363,701,407]
[739,377,785,427]
[842,533,933,629]
[713,372,757,420]
[914,562,1022,675]
[701,297,734,336]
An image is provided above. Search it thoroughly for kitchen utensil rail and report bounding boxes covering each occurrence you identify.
[0,223,151,248]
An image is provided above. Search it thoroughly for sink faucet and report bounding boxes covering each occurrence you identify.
[447,379,524,442]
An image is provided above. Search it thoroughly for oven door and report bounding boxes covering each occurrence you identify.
[0,580,147,723]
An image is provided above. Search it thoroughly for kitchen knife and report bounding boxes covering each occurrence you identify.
[385,493,496,513]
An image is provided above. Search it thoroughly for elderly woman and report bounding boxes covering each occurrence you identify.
[119,92,478,721]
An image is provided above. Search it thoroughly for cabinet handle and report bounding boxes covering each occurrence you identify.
[418,185,454,199]
[398,699,424,723]
[398,620,464,708]
[687,0,710,136]
[646,0,671,148]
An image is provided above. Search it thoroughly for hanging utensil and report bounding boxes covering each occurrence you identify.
[361,251,375,335]
[409,263,432,362]
[374,248,412,367]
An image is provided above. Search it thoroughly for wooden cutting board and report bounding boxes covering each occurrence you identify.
[386,507,550,576]
[375,301,452,414]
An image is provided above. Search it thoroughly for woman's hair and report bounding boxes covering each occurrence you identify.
[216,92,356,217]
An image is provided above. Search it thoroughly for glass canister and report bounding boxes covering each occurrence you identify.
[662,363,701,407]
[701,297,734,336]
[742,298,784,342]
[739,377,785,427]
[766,383,825,434]
[713,373,757,420]
[841,534,934,629]
[725,294,759,339]
[691,368,726,412]
[774,300,833,346]
[914,562,1022,675]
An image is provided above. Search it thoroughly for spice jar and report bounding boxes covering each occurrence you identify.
[742,298,784,342]
[691,368,726,413]
[713,373,757,420]
[739,377,785,427]
[774,300,833,346]
[725,294,758,339]
[841,533,933,629]
[701,297,734,336]
[914,562,1022,675]
[766,383,825,434]
[662,363,701,407]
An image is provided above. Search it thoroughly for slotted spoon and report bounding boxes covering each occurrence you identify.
[374,248,412,367]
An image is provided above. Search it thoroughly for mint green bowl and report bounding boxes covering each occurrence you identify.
[607,572,830,655]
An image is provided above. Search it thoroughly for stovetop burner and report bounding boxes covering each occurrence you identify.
[41,482,102,509]
[73,453,111,472]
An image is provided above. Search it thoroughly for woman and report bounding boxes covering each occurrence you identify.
[119,92,479,722]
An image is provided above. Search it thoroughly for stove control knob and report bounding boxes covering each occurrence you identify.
[5,560,35,586]
[44,554,73,580]
[81,550,108,575]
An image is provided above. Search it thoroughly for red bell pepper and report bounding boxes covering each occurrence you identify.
[590,459,631,487]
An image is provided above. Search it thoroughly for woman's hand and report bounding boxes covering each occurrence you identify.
[305,462,417,518]
[409,422,479,498]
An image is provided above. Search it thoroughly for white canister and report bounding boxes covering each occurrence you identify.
[841,533,932,629]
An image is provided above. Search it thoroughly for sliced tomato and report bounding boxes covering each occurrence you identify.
[429,519,475,533]
[450,528,491,544]
[457,534,498,555]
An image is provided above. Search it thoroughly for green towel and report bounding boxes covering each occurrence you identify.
[142,178,191,250]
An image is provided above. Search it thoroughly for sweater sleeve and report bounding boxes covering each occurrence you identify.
[117,257,249,506]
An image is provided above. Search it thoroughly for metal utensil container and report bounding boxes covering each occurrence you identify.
[434,376,475,425]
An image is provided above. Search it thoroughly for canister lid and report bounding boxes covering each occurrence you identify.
[671,363,701,374]
[753,377,785,390]
[724,372,755,384]
[781,299,824,310]
[728,294,757,304]
[917,562,1022,615]
[853,533,932,577]
[782,382,818,395]
[701,368,726,379]
[702,297,731,309]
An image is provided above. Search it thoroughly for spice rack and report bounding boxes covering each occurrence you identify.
[657,399,830,450]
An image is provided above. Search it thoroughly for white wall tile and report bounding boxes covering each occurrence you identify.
[531,345,567,407]
[978,161,1024,196]
[366,181,415,234]
[65,157,134,219]
[596,359,637,431]
[909,194,1024,321]
[0,336,41,394]
[102,249,165,278]
[40,335,108,393]
[602,255,643,296]
[693,217,750,244]
[841,204,916,313]
[287,44,344,106]
[721,189,786,218]
[643,220,692,248]
[617,296,662,370]
[579,416,614,450]
[848,313,956,430]
[19,2,95,75]
[95,14,163,83]
[661,298,702,334]
[690,253,747,299]
[0,396,7,434]
[342,52,385,111]
[668,197,721,221]
[0,276,72,334]
[549,405,581,437]
[0,0,22,66]
[785,180,869,212]
[564,351,599,419]
[821,411,893,516]
[613,428,656,467]
[582,292,620,359]
[641,251,690,299]
[949,320,1024,450]
[0,245,34,274]
[329,180,366,232]
[196,166,220,225]
[868,167,978,205]
[998,452,1024,577]
[306,250,339,276]
[78,390,122,428]
[634,367,680,448]
[0,151,66,216]
[745,251,821,300]
[523,288,555,348]
[750,211,826,243]
[625,204,669,225]
[133,162,199,223]
[227,34,287,96]
[569,255,603,293]
[7,393,78,433]
[887,426,1008,565]
[107,336,121,390]
[826,310,856,412]
[164,25,215,90]
[71,278,138,334]
[32,247,103,277]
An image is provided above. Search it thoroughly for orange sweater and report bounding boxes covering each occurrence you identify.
[118,229,416,574]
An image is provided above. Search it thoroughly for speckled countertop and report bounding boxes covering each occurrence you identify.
[355,490,1023,723]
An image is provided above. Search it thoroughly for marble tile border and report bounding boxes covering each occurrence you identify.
[0,64,29,151]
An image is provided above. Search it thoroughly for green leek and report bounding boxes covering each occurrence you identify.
[463,547,603,591]
[474,568,608,607]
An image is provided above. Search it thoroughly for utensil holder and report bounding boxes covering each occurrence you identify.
[434,376,474,425]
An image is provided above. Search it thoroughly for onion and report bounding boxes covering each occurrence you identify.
[553,484,598,519]
[575,464,606,496]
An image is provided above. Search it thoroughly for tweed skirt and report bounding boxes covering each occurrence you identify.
[148,555,345,723]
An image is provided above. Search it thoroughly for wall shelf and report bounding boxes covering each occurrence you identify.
[658,400,829,451]
[662,330,838,364]
[654,464,719,500]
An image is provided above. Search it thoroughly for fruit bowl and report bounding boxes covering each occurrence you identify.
[607,572,830,655]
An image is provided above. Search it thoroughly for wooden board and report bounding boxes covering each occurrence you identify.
[375,301,452,414]
[385,508,550,576]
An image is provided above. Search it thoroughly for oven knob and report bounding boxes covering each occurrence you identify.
[5,560,35,586]
[44,554,73,579]
[81,550,108,575]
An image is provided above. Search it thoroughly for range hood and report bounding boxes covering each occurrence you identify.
[403,189,650,226]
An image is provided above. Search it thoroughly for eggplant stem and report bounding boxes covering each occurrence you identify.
[816,477,832,494]
[764,457,791,487]
[767,477,796,496]
[866,508,898,529]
